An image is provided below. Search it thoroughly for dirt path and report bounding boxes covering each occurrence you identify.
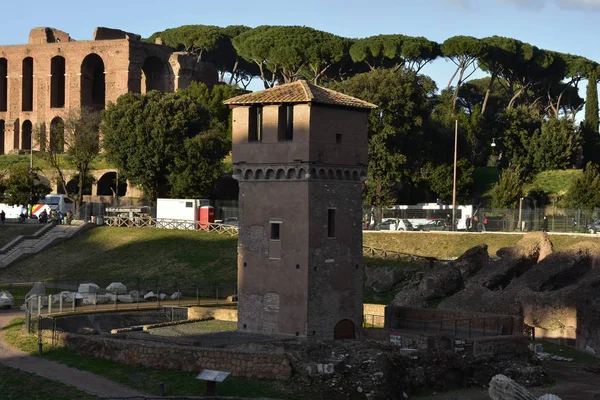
[418,361,600,400]
[0,309,148,398]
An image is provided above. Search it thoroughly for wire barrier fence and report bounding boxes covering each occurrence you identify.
[2,280,237,313]
[371,207,600,234]
[386,315,517,339]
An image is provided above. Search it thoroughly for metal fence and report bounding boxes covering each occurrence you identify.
[387,315,516,339]
[2,280,237,311]
[368,207,600,234]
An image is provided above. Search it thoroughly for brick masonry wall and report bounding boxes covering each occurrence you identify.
[48,332,291,379]
[188,307,238,321]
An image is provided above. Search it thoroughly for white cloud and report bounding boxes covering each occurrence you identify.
[503,0,600,10]
[448,0,600,11]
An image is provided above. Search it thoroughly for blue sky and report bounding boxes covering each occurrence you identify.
[2,0,599,102]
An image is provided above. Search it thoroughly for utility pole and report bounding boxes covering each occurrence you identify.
[452,119,458,231]
[518,197,523,232]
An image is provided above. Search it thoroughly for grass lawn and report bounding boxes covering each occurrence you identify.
[532,169,582,197]
[2,318,294,399]
[0,224,42,247]
[0,365,99,400]
[363,232,595,259]
[0,227,238,287]
[0,153,114,172]
[536,340,600,365]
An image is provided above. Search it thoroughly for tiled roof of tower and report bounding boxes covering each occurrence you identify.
[223,80,377,110]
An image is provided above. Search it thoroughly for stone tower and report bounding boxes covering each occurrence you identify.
[225,81,376,340]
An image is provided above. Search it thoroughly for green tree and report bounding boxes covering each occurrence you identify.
[425,159,474,203]
[35,108,101,211]
[333,68,436,223]
[566,162,600,209]
[168,129,229,198]
[584,69,599,133]
[232,26,348,87]
[441,36,487,107]
[102,91,228,201]
[1,164,50,206]
[349,34,440,73]
[178,82,241,139]
[490,164,525,208]
[530,118,581,170]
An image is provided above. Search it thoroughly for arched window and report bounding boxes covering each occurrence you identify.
[22,57,33,111]
[50,56,66,108]
[141,56,167,93]
[21,120,32,150]
[0,58,7,111]
[50,117,64,152]
[81,54,105,109]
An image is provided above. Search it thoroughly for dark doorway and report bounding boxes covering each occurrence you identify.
[22,57,34,111]
[21,120,32,150]
[50,117,64,152]
[50,56,66,108]
[141,56,167,93]
[81,54,105,110]
[0,120,4,154]
[333,319,355,340]
[96,172,127,196]
[0,58,7,111]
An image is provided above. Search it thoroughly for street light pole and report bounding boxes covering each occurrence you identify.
[452,119,458,231]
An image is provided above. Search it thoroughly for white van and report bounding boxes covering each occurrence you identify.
[32,194,75,217]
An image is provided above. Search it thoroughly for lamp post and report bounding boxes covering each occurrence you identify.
[451,119,458,231]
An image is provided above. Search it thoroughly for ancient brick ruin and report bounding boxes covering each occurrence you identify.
[0,26,216,197]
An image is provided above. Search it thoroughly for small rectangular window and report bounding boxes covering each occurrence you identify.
[248,106,263,142]
[327,209,336,238]
[185,202,193,208]
[271,222,281,240]
[278,105,293,141]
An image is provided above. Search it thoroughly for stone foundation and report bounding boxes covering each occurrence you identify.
[46,332,291,379]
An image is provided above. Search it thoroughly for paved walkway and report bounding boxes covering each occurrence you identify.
[0,309,148,398]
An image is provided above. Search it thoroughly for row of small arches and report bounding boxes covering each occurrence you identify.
[236,167,367,181]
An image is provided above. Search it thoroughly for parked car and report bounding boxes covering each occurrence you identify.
[224,217,239,226]
[586,220,600,234]
[379,218,413,231]
[416,219,447,231]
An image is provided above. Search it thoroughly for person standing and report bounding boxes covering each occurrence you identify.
[481,215,487,232]
[465,215,471,232]
[542,215,549,232]
[0,210,5,225]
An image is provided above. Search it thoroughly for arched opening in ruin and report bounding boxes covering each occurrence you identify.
[0,120,4,155]
[13,119,19,150]
[50,56,66,108]
[21,120,32,150]
[81,54,105,110]
[22,57,34,112]
[0,58,7,111]
[141,57,168,93]
[57,176,92,196]
[96,172,127,196]
[333,319,355,340]
[50,117,65,153]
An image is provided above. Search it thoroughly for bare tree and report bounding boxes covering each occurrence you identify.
[35,108,101,212]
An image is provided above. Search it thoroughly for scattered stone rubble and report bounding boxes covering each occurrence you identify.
[488,374,560,400]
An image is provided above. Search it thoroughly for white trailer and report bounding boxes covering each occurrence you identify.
[156,198,209,223]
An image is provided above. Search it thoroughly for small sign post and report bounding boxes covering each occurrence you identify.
[196,369,231,396]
